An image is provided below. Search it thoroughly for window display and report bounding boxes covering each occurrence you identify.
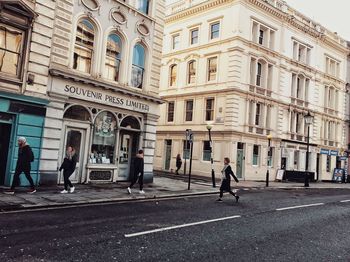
[90,112,117,164]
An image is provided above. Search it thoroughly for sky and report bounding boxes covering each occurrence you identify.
[166,0,350,40]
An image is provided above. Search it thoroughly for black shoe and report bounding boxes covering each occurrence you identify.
[235,196,240,203]
[216,198,223,202]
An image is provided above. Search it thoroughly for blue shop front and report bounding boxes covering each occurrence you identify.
[0,91,48,187]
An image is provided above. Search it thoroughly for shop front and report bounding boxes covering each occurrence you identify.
[0,91,48,187]
[48,74,160,184]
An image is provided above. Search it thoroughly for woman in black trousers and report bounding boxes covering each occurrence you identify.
[217,157,239,202]
[59,146,77,194]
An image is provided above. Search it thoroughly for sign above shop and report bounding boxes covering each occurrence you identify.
[320,149,339,156]
[320,148,329,155]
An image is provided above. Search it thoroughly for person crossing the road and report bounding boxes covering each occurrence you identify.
[217,157,239,203]
[127,149,145,194]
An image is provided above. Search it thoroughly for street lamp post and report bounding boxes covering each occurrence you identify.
[206,124,216,188]
[304,111,314,187]
[266,134,272,187]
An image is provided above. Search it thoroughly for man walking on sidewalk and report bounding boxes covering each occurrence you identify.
[5,137,36,194]
[127,149,145,194]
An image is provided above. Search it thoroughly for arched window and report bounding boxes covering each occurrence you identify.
[169,64,177,87]
[73,18,95,74]
[131,44,145,89]
[91,112,117,164]
[64,105,91,122]
[188,60,196,84]
[105,33,122,82]
[135,0,150,14]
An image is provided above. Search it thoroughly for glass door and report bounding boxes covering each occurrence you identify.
[164,140,172,170]
[236,143,245,179]
[0,123,11,185]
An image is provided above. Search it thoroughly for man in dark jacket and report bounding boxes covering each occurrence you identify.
[5,137,36,194]
[127,149,145,194]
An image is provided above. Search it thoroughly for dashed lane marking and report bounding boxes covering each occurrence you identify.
[276,203,324,211]
[124,215,241,238]
[340,200,350,203]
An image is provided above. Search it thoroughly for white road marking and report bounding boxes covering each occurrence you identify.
[340,200,350,203]
[276,203,324,211]
[125,215,241,238]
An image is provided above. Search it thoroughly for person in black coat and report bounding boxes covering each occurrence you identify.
[217,157,239,202]
[175,154,182,175]
[127,149,145,194]
[59,146,77,194]
[5,137,35,194]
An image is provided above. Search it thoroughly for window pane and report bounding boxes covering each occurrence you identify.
[185,100,193,121]
[203,141,211,161]
[208,57,217,81]
[183,140,190,159]
[91,112,117,164]
[136,0,149,14]
[131,65,144,89]
[132,44,145,88]
[168,102,174,122]
[106,34,122,82]
[253,145,259,165]
[170,65,177,86]
[188,61,196,84]
[191,29,198,44]
[205,98,214,121]
[172,34,180,49]
[211,22,220,39]
[132,44,145,68]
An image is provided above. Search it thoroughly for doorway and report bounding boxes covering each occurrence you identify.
[119,131,139,181]
[236,142,245,179]
[0,123,11,185]
[164,140,172,170]
[61,127,86,184]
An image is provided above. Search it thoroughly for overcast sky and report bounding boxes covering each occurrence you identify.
[166,0,350,40]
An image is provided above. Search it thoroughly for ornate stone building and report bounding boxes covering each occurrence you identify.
[154,0,350,181]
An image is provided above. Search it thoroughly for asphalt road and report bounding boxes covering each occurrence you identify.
[1,188,350,262]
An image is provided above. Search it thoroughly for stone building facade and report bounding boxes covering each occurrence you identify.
[154,0,350,181]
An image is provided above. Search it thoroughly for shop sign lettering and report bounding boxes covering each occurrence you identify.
[64,84,150,112]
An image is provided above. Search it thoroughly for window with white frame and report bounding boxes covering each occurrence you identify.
[172,34,180,50]
[292,40,311,64]
[185,100,194,122]
[131,43,145,89]
[291,74,310,101]
[188,60,196,84]
[135,0,150,15]
[210,22,220,40]
[325,56,340,77]
[205,98,214,121]
[267,147,274,167]
[250,58,273,89]
[207,57,217,81]
[190,28,199,45]
[252,20,275,49]
[289,111,305,137]
[324,86,337,110]
[252,145,260,166]
[248,102,271,131]
[203,141,211,161]
[167,101,175,122]
[169,64,177,87]
[105,33,122,82]
[323,119,336,145]
[183,140,190,159]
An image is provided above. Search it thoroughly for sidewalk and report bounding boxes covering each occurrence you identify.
[1,175,350,212]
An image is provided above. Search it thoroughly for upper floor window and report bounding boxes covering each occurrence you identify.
[105,34,122,82]
[73,19,95,74]
[250,58,273,90]
[252,21,275,49]
[292,40,311,64]
[169,64,177,87]
[172,34,180,50]
[188,60,196,84]
[135,0,150,15]
[248,101,271,134]
[190,28,199,45]
[325,56,340,77]
[167,101,175,122]
[207,57,217,82]
[131,44,145,89]
[185,100,194,122]
[324,86,338,111]
[210,22,220,40]
[0,24,24,77]
[291,74,310,102]
[205,98,214,121]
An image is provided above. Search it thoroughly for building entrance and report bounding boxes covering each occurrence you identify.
[0,123,11,185]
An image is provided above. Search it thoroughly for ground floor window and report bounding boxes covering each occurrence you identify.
[252,145,260,166]
[326,155,331,172]
[267,147,273,167]
[183,140,190,159]
[91,111,117,164]
[203,141,211,161]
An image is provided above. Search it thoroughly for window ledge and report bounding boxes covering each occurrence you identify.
[0,74,23,86]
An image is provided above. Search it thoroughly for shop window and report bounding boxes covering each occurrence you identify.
[73,18,95,74]
[131,43,145,89]
[120,116,141,130]
[203,141,211,161]
[64,105,91,121]
[0,24,24,77]
[105,33,122,82]
[91,112,117,164]
[188,60,196,84]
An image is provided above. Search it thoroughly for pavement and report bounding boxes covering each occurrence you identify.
[2,188,350,261]
[1,174,350,212]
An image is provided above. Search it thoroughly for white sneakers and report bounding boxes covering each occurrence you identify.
[127,187,131,194]
[60,187,75,194]
[139,190,145,194]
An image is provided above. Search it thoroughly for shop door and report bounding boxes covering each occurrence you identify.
[236,143,245,179]
[0,123,11,185]
[164,140,172,170]
[61,128,86,183]
[119,132,139,181]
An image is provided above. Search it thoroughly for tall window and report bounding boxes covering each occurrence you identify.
[105,34,122,82]
[167,101,175,122]
[258,29,264,45]
[207,57,217,81]
[325,56,340,77]
[131,44,145,89]
[188,60,196,84]
[267,147,273,167]
[203,141,211,161]
[210,22,220,39]
[256,62,262,86]
[252,21,275,49]
[172,34,180,50]
[185,100,194,122]
[73,19,95,73]
[293,41,311,65]
[0,24,23,77]
[169,64,177,87]
[252,145,260,166]
[190,28,199,45]
[183,140,190,159]
[135,0,150,14]
[205,98,214,121]
[255,103,261,126]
